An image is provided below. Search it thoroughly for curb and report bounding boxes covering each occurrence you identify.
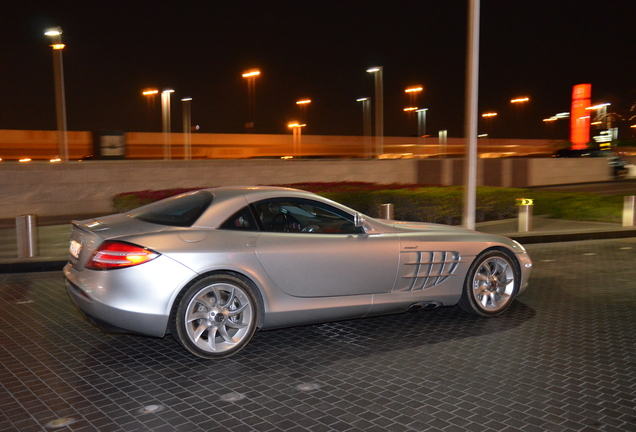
[0,260,67,274]
[507,228,636,245]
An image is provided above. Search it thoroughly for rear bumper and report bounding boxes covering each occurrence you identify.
[63,256,197,337]
[65,277,168,336]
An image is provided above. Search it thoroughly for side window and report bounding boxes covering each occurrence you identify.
[219,206,258,231]
[253,198,363,234]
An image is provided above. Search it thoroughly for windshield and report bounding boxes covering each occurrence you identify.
[131,191,213,227]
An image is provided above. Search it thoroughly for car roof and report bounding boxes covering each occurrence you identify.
[193,186,346,228]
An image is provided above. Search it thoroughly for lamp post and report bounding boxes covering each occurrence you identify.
[296,99,311,126]
[416,108,428,137]
[288,122,306,159]
[403,107,418,136]
[510,96,530,138]
[44,27,68,162]
[161,89,174,160]
[542,112,569,139]
[142,89,159,131]
[481,112,497,137]
[357,97,372,158]
[405,86,423,106]
[587,103,610,128]
[242,69,260,132]
[405,87,423,136]
[367,67,384,157]
[181,97,192,160]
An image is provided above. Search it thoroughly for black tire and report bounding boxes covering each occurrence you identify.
[458,250,519,317]
[172,274,258,359]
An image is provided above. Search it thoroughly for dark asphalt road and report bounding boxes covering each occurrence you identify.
[1,238,635,431]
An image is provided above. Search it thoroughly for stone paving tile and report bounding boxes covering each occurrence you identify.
[0,239,635,431]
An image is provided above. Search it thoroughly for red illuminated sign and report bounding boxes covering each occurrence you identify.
[570,84,591,149]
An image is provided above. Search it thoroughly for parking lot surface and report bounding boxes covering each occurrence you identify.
[1,239,635,432]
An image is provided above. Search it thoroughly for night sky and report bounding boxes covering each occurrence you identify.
[1,0,635,140]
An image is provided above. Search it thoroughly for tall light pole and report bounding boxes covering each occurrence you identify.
[367,67,384,157]
[296,99,311,126]
[405,86,423,137]
[44,27,68,162]
[403,107,418,136]
[481,112,497,137]
[463,0,480,230]
[181,97,192,160]
[357,97,372,158]
[510,96,530,138]
[161,89,174,160]
[242,69,260,132]
[587,103,610,129]
[142,89,159,131]
[405,86,423,105]
[288,122,306,159]
[416,108,428,137]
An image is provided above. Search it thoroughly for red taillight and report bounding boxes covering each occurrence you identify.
[85,241,160,270]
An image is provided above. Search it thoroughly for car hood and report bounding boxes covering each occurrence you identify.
[374,219,525,253]
[380,220,476,234]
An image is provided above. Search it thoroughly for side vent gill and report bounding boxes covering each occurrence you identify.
[402,250,461,291]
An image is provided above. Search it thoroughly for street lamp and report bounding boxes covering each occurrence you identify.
[161,89,174,160]
[481,112,497,137]
[416,108,429,137]
[367,67,384,157]
[405,86,423,107]
[242,69,260,132]
[296,99,311,126]
[510,96,530,138]
[586,103,610,128]
[142,89,159,131]
[357,98,372,158]
[288,122,306,159]
[44,26,68,161]
[181,97,192,160]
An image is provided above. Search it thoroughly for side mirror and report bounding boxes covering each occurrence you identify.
[354,212,365,228]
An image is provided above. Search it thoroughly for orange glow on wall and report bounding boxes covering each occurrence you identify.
[570,84,591,149]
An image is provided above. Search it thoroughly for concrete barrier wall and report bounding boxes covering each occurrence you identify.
[0,159,420,218]
[418,157,624,188]
[0,157,630,219]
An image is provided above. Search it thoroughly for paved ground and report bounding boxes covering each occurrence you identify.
[1,238,635,431]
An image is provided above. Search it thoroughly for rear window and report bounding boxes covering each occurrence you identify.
[131,191,213,227]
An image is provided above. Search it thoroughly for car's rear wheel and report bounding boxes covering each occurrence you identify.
[172,274,258,359]
[458,250,518,316]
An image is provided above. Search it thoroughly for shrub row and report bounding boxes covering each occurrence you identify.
[112,182,624,224]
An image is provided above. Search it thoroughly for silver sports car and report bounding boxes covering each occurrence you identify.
[64,186,532,359]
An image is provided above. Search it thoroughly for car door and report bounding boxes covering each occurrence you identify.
[253,198,399,297]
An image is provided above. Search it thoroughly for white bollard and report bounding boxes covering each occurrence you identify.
[516,199,534,233]
[623,196,635,227]
[16,214,38,258]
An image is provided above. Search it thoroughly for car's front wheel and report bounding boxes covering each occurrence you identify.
[172,274,259,359]
[458,250,518,316]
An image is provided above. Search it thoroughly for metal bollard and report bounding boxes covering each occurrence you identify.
[516,198,533,233]
[380,203,394,220]
[16,214,38,258]
[623,196,635,227]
